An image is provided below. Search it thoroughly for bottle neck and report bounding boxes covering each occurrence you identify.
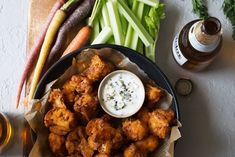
[188,19,222,53]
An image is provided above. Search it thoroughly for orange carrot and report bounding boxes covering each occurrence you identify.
[62,25,92,56]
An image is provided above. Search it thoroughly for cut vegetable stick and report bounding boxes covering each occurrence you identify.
[130,2,145,50]
[88,0,103,26]
[137,39,144,54]
[91,26,113,44]
[62,25,91,56]
[124,0,138,47]
[118,0,154,47]
[107,0,124,45]
[136,0,159,7]
[16,0,65,108]
[124,25,134,47]
[90,18,100,42]
[28,10,67,100]
[102,4,110,26]
[107,36,115,44]
[99,15,105,29]
[145,43,156,62]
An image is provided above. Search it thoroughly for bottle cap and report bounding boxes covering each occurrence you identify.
[175,78,193,96]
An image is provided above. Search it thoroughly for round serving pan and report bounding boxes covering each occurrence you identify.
[34,44,180,120]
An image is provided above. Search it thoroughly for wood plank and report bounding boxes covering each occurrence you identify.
[27,0,56,53]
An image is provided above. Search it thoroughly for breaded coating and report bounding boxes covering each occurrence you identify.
[48,89,66,108]
[145,84,163,108]
[94,153,110,157]
[136,107,150,124]
[67,154,82,157]
[74,93,99,121]
[80,138,94,157]
[86,118,123,154]
[124,144,147,157]
[62,75,93,103]
[44,108,77,135]
[84,55,114,82]
[148,108,175,139]
[98,141,112,154]
[66,127,94,157]
[113,154,123,157]
[122,119,148,141]
[48,133,66,157]
[135,135,159,153]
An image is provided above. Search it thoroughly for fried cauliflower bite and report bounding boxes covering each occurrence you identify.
[66,127,94,157]
[80,138,94,157]
[122,119,148,141]
[148,108,175,139]
[145,84,163,108]
[94,153,110,157]
[62,75,93,103]
[86,118,123,154]
[48,133,66,157]
[124,144,147,157]
[48,89,66,109]
[98,141,112,154]
[67,154,82,157]
[135,135,159,153]
[136,107,150,124]
[74,93,99,121]
[84,55,114,82]
[44,108,77,135]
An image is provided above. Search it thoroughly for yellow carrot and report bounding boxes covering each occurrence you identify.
[28,10,66,100]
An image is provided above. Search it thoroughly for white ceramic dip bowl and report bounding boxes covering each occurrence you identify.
[98,70,145,118]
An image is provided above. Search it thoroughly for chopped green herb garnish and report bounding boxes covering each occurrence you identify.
[192,0,209,19]
[223,0,235,40]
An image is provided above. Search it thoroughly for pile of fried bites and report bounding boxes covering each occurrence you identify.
[44,54,176,157]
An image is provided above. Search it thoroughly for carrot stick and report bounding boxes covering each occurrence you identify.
[62,25,91,56]
[44,0,95,69]
[16,0,65,108]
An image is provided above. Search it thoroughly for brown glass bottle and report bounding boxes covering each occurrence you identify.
[172,17,222,71]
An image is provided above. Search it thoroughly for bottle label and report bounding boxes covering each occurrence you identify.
[172,34,188,66]
[188,22,220,53]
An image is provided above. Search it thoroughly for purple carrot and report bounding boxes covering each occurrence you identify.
[16,0,66,108]
[44,0,95,69]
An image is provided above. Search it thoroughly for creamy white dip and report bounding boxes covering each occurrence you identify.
[98,70,145,118]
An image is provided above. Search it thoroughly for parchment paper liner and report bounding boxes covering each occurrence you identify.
[25,48,181,157]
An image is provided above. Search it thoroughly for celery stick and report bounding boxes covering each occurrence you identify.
[119,0,128,35]
[107,36,115,44]
[124,25,133,47]
[120,14,128,36]
[102,4,110,26]
[145,43,156,62]
[124,0,138,47]
[99,15,105,29]
[118,0,154,47]
[144,3,165,62]
[107,0,124,45]
[127,0,133,7]
[130,2,145,50]
[137,39,144,54]
[89,0,105,26]
[92,26,113,44]
[90,18,100,42]
[136,0,159,7]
